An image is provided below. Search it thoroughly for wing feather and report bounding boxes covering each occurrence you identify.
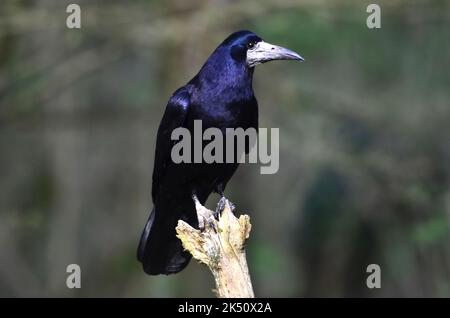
[151,87,190,202]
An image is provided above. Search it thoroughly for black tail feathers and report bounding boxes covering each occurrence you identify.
[137,208,192,275]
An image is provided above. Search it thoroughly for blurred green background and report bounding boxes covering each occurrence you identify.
[1,0,450,297]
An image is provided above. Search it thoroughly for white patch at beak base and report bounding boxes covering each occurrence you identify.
[246,41,304,67]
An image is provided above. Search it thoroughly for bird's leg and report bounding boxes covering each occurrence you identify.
[192,193,215,231]
[215,196,226,218]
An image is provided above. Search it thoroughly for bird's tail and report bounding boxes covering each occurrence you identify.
[137,207,192,275]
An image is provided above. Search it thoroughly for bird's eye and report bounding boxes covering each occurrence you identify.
[247,41,255,49]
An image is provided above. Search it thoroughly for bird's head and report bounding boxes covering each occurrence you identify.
[223,30,304,68]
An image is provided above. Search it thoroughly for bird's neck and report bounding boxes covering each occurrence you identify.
[196,51,255,102]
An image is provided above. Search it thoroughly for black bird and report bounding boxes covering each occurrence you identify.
[138,30,303,275]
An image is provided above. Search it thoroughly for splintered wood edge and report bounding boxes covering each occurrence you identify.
[218,201,251,251]
[176,200,254,298]
[175,203,252,266]
[175,220,210,265]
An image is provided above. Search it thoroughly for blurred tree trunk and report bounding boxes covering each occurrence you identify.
[32,0,83,296]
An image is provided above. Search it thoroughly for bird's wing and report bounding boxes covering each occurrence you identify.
[151,87,190,202]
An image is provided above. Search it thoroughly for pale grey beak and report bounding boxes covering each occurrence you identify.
[246,41,304,67]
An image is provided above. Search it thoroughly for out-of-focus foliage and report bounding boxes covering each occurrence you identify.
[1,0,449,297]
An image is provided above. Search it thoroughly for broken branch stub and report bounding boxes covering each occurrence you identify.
[176,200,254,298]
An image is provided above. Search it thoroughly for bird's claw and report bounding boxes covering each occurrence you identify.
[192,194,215,231]
[198,209,215,231]
[215,196,226,217]
[192,194,236,231]
[215,196,236,217]
[228,200,236,213]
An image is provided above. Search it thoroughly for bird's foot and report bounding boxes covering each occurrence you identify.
[192,194,215,231]
[215,196,236,218]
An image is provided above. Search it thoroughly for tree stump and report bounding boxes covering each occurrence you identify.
[176,199,254,298]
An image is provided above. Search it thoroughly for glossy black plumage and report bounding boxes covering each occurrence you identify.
[138,30,302,275]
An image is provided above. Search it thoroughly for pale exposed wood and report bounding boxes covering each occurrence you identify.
[176,199,254,298]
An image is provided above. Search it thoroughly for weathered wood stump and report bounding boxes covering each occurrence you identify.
[176,199,254,298]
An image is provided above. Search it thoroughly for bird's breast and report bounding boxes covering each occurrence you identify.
[189,97,257,131]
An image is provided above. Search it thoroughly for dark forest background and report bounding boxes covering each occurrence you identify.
[1,0,450,297]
